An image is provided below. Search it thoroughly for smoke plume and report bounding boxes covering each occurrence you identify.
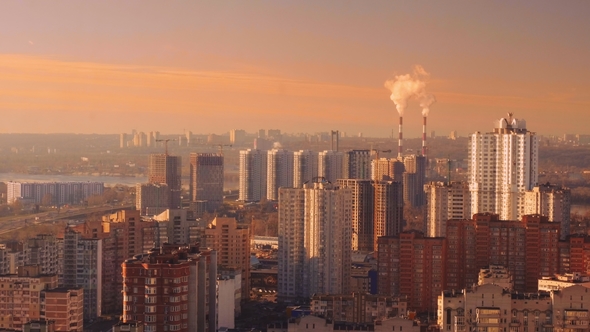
[419,94,436,116]
[384,65,435,116]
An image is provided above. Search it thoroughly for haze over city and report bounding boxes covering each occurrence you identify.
[1,1,589,136]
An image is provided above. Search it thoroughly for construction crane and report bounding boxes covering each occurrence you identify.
[211,144,232,156]
[156,138,177,155]
[371,148,392,160]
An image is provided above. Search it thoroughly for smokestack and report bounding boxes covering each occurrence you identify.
[398,116,403,158]
[422,116,427,156]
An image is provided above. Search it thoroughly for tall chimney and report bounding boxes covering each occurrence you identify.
[422,116,427,156]
[398,116,403,158]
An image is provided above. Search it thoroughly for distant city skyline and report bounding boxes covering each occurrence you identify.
[1,2,589,136]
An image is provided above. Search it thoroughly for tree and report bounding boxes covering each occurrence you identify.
[11,199,23,215]
[41,193,54,207]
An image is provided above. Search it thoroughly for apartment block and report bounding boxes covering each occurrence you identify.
[278,181,352,301]
[445,213,560,292]
[311,293,408,323]
[293,150,318,188]
[189,153,224,211]
[267,149,294,200]
[468,115,538,220]
[148,154,182,209]
[202,217,250,301]
[239,149,267,201]
[121,245,217,332]
[424,181,471,237]
[377,231,446,312]
[524,183,571,239]
[42,287,84,332]
[0,266,58,330]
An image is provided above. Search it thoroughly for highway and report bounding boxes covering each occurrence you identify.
[0,204,135,236]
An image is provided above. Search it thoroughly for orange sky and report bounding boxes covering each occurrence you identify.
[1,2,589,136]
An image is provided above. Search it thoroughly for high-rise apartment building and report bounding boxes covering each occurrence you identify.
[136,183,169,216]
[445,213,560,292]
[372,158,404,182]
[337,179,374,252]
[267,149,294,200]
[0,266,58,330]
[424,181,471,237]
[524,183,571,239]
[468,115,538,220]
[153,209,201,246]
[189,153,224,211]
[101,210,158,313]
[293,150,318,188]
[148,154,182,209]
[373,181,404,250]
[377,231,446,312]
[239,149,267,201]
[121,245,217,332]
[202,217,250,301]
[402,155,426,207]
[61,226,103,320]
[318,150,344,183]
[42,287,84,332]
[27,234,59,275]
[278,180,352,301]
[343,150,371,180]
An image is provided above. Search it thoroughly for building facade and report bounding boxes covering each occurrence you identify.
[377,231,446,312]
[278,181,352,300]
[318,151,344,184]
[424,181,471,237]
[148,154,182,209]
[202,217,250,301]
[239,149,267,201]
[336,179,374,252]
[121,245,217,332]
[524,183,571,239]
[267,149,294,201]
[293,150,318,188]
[189,153,224,212]
[468,115,538,221]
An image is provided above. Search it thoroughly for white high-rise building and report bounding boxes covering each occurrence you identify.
[266,149,294,200]
[524,183,571,239]
[278,180,352,300]
[293,150,318,188]
[239,149,267,201]
[468,114,538,220]
[318,150,344,183]
[424,181,471,237]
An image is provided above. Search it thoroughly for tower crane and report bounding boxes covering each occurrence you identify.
[156,138,177,155]
[371,148,392,160]
[211,144,232,156]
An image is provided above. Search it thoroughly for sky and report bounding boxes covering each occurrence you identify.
[0,1,589,137]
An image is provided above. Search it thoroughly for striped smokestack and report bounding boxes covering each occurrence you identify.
[422,116,427,156]
[398,116,403,158]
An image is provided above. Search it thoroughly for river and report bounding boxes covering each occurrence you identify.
[0,173,239,190]
[0,172,146,186]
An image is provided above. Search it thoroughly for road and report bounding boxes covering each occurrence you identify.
[0,204,135,236]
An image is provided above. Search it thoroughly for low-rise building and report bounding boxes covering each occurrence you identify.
[311,293,408,323]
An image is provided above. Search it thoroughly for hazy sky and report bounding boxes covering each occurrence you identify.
[1,1,589,137]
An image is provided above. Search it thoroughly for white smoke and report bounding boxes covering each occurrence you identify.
[419,94,436,116]
[384,65,435,116]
